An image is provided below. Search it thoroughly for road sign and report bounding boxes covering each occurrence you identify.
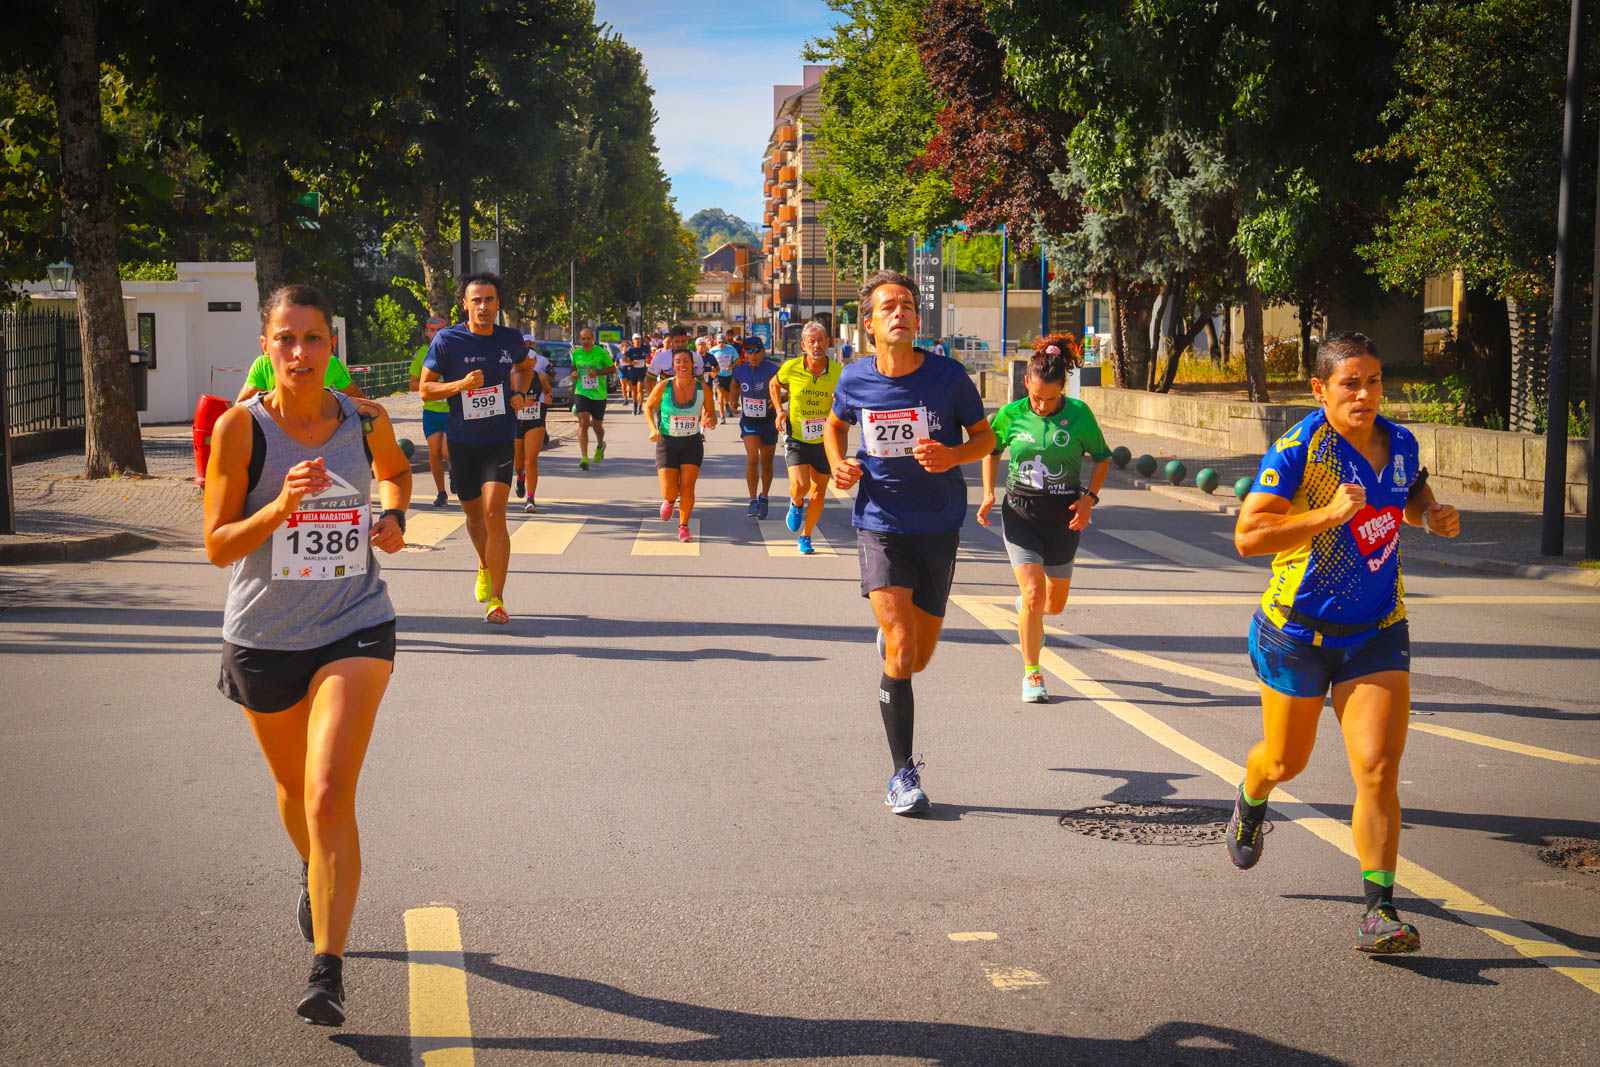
[778,310,790,324]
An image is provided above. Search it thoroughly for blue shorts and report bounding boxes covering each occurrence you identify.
[422,408,449,438]
[1248,611,1410,698]
[741,419,779,446]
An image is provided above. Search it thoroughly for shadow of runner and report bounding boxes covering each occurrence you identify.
[335,951,1350,1066]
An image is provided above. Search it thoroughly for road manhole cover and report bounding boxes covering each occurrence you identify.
[1539,837,1600,874]
[1058,801,1230,846]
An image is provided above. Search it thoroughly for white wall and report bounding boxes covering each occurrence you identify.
[183,262,259,410]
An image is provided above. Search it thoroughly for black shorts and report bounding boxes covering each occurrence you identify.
[574,395,607,419]
[516,407,547,433]
[857,528,961,618]
[218,620,396,714]
[741,418,779,446]
[623,366,647,382]
[447,437,515,501]
[785,439,830,476]
[655,433,705,470]
[1000,495,1082,577]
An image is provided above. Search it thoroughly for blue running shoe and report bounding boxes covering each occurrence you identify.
[757,495,770,519]
[1022,668,1048,703]
[786,502,803,531]
[885,756,930,815]
[746,498,759,517]
[797,535,815,554]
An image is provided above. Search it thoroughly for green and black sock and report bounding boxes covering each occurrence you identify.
[1362,869,1395,911]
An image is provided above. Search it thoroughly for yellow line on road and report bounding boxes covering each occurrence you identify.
[952,595,1600,998]
[957,593,1598,607]
[948,932,998,942]
[405,513,466,547]
[631,518,701,556]
[1098,528,1245,570]
[829,483,853,501]
[1406,723,1600,765]
[509,517,586,554]
[405,906,474,1066]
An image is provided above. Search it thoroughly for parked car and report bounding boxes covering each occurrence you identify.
[1420,306,1452,360]
[602,342,623,394]
[537,341,575,408]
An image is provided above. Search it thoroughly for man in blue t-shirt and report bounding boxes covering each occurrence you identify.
[731,336,781,517]
[825,269,994,816]
[709,335,740,419]
[419,272,532,624]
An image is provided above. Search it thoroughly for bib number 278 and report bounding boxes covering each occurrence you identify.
[863,407,929,458]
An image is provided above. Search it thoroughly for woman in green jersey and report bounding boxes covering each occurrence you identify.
[645,347,718,542]
[978,336,1111,703]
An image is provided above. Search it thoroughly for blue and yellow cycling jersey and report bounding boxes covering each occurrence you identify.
[1250,410,1421,648]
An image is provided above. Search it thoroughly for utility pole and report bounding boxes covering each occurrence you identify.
[1000,224,1009,364]
[1542,0,1586,556]
[569,260,577,343]
[455,0,473,282]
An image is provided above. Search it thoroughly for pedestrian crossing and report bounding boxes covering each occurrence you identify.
[399,499,1253,570]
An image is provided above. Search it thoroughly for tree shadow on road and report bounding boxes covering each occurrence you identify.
[334,951,1349,1066]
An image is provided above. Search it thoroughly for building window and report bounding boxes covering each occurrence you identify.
[137,312,157,370]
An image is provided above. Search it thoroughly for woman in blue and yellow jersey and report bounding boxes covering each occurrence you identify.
[1226,331,1459,954]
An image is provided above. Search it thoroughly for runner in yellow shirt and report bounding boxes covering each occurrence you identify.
[770,320,842,554]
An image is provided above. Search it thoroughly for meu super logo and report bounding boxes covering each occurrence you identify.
[1350,505,1403,571]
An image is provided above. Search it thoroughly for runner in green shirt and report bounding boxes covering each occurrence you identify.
[570,327,616,469]
[978,335,1111,703]
[236,352,364,403]
[408,315,450,505]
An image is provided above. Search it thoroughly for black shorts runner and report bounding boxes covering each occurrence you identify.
[447,438,515,501]
[1000,494,1082,577]
[218,619,396,714]
[655,434,705,470]
[517,402,547,432]
[857,528,961,618]
[784,438,830,476]
[574,395,607,419]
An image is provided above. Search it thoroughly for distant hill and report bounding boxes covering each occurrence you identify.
[684,208,758,256]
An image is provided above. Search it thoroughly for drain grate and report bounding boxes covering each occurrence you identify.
[1058,801,1230,846]
[1539,837,1600,875]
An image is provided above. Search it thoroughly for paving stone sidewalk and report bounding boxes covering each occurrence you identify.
[1091,419,1600,591]
[0,393,581,564]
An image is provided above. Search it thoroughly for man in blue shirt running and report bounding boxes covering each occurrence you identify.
[419,272,533,624]
[825,269,994,815]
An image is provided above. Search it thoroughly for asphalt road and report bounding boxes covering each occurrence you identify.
[2,400,1598,1066]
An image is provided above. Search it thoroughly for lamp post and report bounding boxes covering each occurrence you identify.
[47,261,74,293]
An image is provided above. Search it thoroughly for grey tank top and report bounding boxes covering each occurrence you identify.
[222,392,394,649]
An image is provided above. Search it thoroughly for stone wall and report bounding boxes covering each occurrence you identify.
[1082,385,1590,515]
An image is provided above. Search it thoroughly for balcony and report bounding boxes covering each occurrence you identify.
[778,204,797,224]
[778,124,797,148]
[778,283,798,303]
[778,165,797,188]
[778,244,796,262]
[763,182,774,198]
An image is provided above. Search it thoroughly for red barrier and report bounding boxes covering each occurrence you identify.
[192,395,230,486]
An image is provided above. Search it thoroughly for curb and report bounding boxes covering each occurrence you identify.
[0,531,160,565]
[1104,467,1600,593]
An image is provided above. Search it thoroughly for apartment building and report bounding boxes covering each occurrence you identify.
[760,65,854,354]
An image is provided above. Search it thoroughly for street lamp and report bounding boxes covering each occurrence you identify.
[46,261,73,293]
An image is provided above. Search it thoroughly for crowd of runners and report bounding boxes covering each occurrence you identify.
[201,268,1462,1025]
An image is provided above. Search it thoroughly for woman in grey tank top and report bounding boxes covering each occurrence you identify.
[202,284,412,1027]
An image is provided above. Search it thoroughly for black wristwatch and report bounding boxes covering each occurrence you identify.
[380,508,406,533]
[1084,490,1100,505]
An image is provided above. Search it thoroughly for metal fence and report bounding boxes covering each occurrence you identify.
[2,310,84,435]
[347,361,410,398]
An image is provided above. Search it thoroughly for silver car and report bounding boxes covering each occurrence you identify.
[537,341,575,408]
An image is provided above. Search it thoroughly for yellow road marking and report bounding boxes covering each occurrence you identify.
[948,932,998,942]
[405,513,465,547]
[957,593,1598,606]
[982,966,1049,990]
[509,517,586,554]
[631,518,701,556]
[1406,723,1600,765]
[829,483,853,501]
[405,906,474,1066]
[953,595,1600,998]
[757,519,837,557]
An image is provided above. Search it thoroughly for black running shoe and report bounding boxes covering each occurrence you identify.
[1225,785,1269,870]
[296,861,312,943]
[1355,902,1421,953]
[296,954,345,1026]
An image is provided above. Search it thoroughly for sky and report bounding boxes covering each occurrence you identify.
[592,0,841,231]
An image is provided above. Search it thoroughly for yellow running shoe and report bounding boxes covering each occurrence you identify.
[484,597,509,624]
[474,568,491,603]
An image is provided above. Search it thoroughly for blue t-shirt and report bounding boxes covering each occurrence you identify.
[711,344,738,375]
[732,360,779,422]
[422,324,528,445]
[1251,409,1421,646]
[831,349,986,534]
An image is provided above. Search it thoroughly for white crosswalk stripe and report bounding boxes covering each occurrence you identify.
[632,517,701,555]
[1096,528,1243,570]
[757,519,837,557]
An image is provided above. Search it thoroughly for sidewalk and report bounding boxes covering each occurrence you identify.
[0,393,582,564]
[1091,420,1600,591]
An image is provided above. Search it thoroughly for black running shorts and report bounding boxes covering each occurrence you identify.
[856,528,961,618]
[655,433,705,470]
[573,395,607,419]
[219,620,396,714]
[446,438,515,502]
[784,439,830,476]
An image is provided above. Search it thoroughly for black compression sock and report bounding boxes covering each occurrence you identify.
[1362,870,1395,911]
[879,674,915,771]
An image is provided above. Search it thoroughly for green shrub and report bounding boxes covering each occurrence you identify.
[354,294,415,364]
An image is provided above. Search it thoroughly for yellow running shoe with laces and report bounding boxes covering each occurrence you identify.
[474,568,491,603]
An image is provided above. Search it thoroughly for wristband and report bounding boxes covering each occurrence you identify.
[1085,490,1100,504]
[380,508,406,534]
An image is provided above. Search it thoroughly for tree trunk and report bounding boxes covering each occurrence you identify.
[1457,287,1512,427]
[1108,275,1127,387]
[1220,303,1232,364]
[1119,285,1157,390]
[1148,283,1178,392]
[245,144,286,305]
[417,184,454,319]
[1298,300,1315,378]
[1241,282,1270,402]
[1204,314,1222,363]
[1156,313,1207,393]
[54,0,145,478]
